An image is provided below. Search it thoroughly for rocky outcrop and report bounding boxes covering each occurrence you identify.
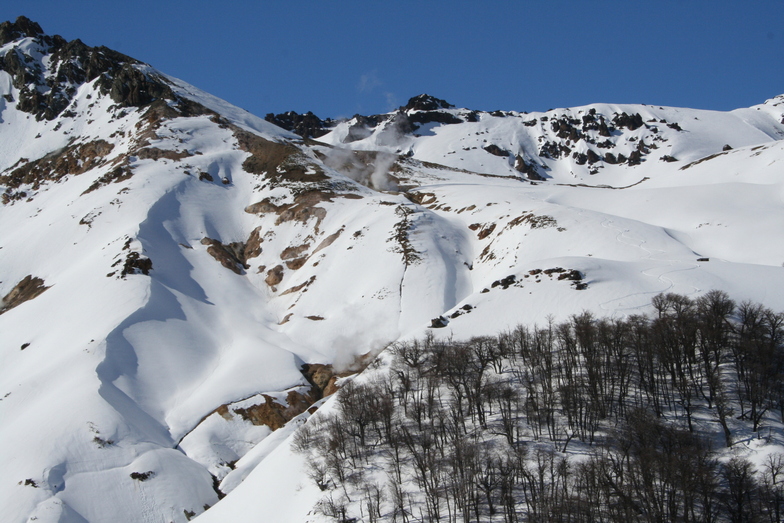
[0,16,45,45]
[301,363,345,399]
[409,110,463,126]
[0,275,49,315]
[265,265,284,287]
[0,17,174,120]
[234,129,328,185]
[233,392,311,431]
[201,238,250,275]
[402,94,454,111]
[120,252,153,277]
[483,144,510,157]
[2,139,115,200]
[612,111,644,130]
[264,111,333,139]
[515,155,545,180]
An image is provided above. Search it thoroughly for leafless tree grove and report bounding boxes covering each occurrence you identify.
[294,291,784,522]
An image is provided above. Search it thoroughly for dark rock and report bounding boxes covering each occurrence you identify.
[598,117,613,137]
[130,471,154,481]
[483,144,509,157]
[491,275,517,289]
[586,149,601,164]
[581,112,597,130]
[612,112,644,130]
[551,116,582,141]
[430,316,449,328]
[722,144,733,151]
[515,155,544,180]
[96,64,174,108]
[0,16,44,46]
[264,111,333,139]
[408,110,463,126]
[0,20,173,120]
[402,94,454,111]
[120,252,152,277]
[539,141,562,159]
[557,269,582,281]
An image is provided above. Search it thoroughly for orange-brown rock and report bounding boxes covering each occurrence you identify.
[0,275,49,315]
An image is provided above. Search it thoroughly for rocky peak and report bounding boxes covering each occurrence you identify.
[264,110,334,139]
[402,93,454,112]
[0,17,174,120]
[0,16,44,46]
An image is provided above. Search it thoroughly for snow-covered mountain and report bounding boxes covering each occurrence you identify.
[1,16,783,523]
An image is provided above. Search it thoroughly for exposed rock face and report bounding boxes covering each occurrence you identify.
[0,275,49,315]
[408,110,463,126]
[120,252,153,277]
[483,144,510,157]
[244,226,263,260]
[217,364,349,434]
[1,139,115,196]
[0,19,174,121]
[612,111,644,130]
[301,363,344,399]
[234,129,328,185]
[264,111,333,138]
[515,155,545,180]
[402,94,455,111]
[233,393,306,431]
[0,16,44,45]
[201,238,250,275]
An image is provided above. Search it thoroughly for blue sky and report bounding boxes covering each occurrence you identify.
[7,1,784,119]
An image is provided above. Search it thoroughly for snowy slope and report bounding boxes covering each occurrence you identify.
[0,16,783,523]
